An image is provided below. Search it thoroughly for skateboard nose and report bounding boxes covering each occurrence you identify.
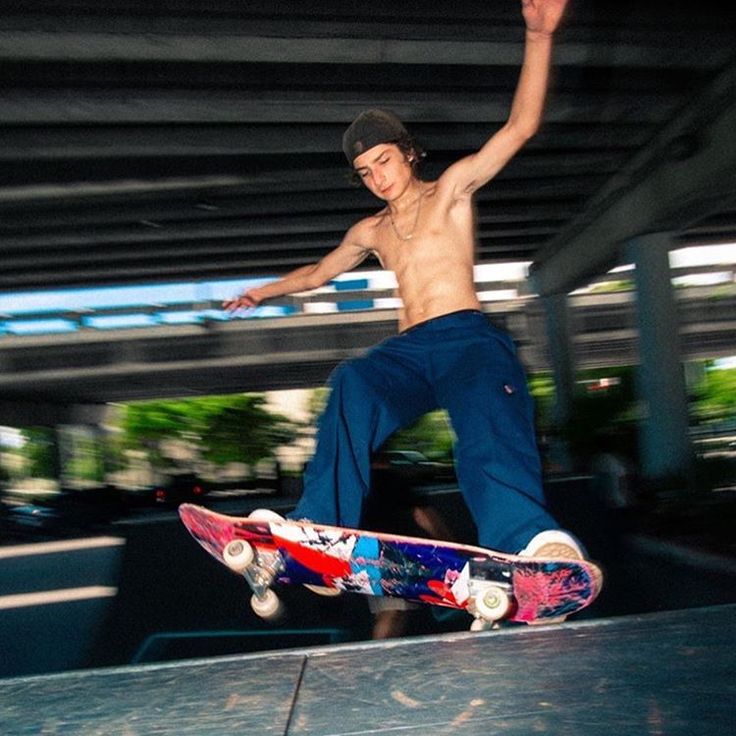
[179,503,234,554]
[178,503,201,529]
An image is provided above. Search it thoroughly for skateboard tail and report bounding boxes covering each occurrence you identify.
[510,561,602,622]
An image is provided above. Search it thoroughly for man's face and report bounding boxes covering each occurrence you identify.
[352,143,413,201]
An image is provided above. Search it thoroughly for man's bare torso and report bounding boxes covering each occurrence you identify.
[356,181,482,332]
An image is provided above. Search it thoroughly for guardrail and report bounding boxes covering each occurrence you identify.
[0,264,732,339]
[0,277,529,338]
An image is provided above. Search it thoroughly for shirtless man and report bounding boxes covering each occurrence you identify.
[226,0,586,561]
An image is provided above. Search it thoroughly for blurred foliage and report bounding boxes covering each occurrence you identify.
[60,428,105,483]
[120,394,298,468]
[307,387,455,462]
[691,366,736,421]
[64,449,104,483]
[3,363,733,488]
[588,279,635,293]
[707,283,736,299]
[21,427,58,480]
[383,410,455,462]
[307,387,329,422]
[557,367,639,468]
[528,373,556,429]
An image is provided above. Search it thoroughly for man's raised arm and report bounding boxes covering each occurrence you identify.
[223,226,371,312]
[440,0,569,198]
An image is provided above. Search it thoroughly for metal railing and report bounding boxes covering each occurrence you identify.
[0,264,732,340]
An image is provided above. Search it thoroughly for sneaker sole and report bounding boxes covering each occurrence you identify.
[525,542,603,624]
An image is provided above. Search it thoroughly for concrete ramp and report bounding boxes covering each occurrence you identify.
[2,604,734,735]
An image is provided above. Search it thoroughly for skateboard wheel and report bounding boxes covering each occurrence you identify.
[474,585,511,622]
[223,539,255,572]
[250,589,283,620]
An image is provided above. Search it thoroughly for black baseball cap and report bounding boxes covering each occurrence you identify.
[342,109,409,165]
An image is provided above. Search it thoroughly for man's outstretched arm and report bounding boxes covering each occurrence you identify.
[440,0,569,198]
[223,226,371,311]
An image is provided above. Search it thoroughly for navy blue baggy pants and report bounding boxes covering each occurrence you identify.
[288,309,559,553]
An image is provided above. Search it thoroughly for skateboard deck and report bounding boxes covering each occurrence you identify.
[179,504,602,626]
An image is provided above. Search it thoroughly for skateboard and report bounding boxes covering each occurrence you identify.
[179,504,602,629]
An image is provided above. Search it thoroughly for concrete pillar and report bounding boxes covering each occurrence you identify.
[58,424,107,489]
[627,232,693,486]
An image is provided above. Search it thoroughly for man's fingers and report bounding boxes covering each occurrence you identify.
[223,297,251,311]
[223,287,264,314]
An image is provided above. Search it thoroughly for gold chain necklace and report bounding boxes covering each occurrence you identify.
[389,188,423,241]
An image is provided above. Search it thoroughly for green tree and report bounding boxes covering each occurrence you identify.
[21,428,58,480]
[306,388,455,462]
[383,411,455,462]
[692,367,736,422]
[307,387,330,423]
[528,373,556,430]
[201,395,297,465]
[120,394,298,469]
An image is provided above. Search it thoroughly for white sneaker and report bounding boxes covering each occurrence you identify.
[518,530,585,560]
[518,530,595,626]
[248,508,285,523]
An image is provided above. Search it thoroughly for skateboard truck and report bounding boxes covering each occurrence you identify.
[466,557,514,628]
[222,538,285,620]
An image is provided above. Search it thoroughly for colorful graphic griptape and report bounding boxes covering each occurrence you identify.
[179,505,601,622]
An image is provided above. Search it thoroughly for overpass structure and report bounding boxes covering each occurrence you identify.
[0,268,733,420]
[2,1,736,485]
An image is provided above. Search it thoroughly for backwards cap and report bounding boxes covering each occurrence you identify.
[342,109,408,164]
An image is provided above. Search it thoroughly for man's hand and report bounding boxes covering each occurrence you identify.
[223,287,264,313]
[521,0,569,37]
